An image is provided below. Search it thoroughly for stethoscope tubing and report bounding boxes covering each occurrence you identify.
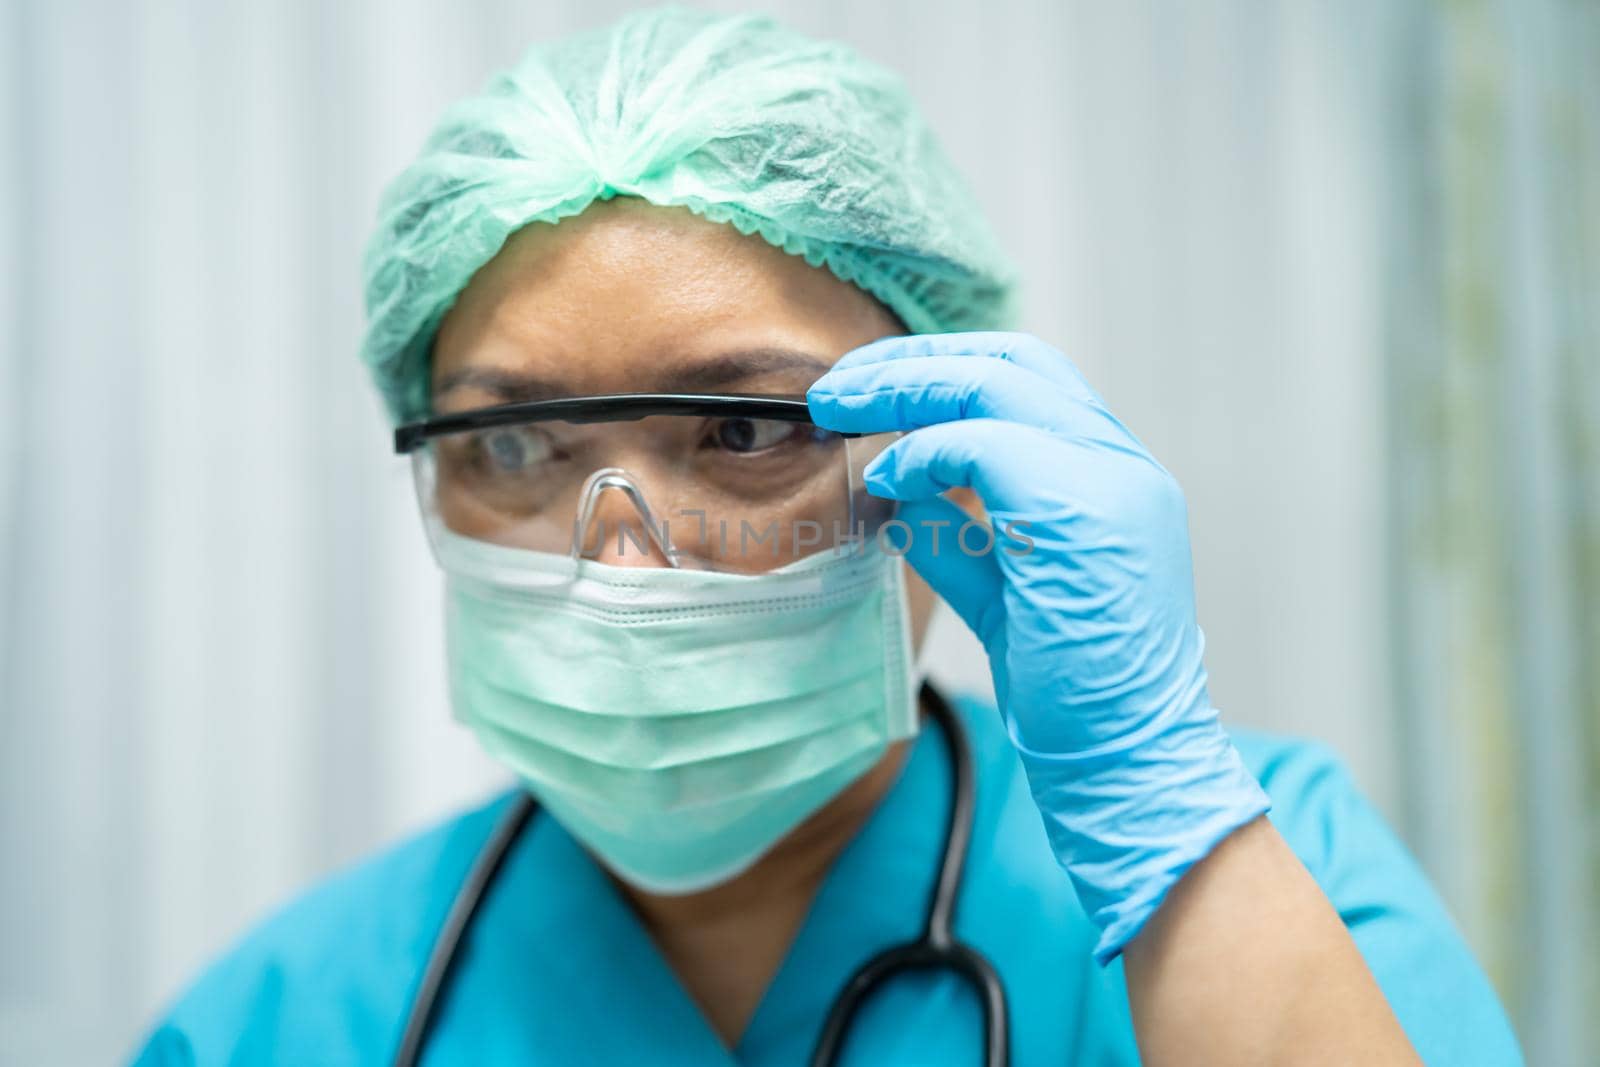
[807,685,1009,1067]
[391,791,536,1067]
[392,683,1009,1067]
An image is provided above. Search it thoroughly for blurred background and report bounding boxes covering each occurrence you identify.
[2,0,1596,1063]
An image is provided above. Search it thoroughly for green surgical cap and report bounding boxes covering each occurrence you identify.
[360,4,1021,424]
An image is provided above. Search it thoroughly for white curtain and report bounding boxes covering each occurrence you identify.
[2,2,1591,1063]
[1380,2,1600,1063]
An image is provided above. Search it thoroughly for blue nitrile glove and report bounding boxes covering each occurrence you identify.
[808,332,1271,964]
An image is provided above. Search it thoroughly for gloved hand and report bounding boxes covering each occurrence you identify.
[808,332,1271,964]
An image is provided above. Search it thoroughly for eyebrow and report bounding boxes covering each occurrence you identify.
[433,365,561,403]
[433,346,835,403]
[659,347,834,391]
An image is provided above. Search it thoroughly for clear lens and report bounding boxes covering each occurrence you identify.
[413,413,896,572]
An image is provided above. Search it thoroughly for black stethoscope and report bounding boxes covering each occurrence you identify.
[392,683,1010,1067]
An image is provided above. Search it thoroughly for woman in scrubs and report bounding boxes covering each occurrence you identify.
[132,8,1521,1065]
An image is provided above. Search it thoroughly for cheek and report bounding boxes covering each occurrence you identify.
[897,489,988,655]
[946,486,986,522]
[904,562,937,654]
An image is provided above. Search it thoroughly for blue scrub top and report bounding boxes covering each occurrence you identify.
[130,695,1523,1065]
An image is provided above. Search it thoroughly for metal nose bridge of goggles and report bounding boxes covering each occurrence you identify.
[571,465,682,567]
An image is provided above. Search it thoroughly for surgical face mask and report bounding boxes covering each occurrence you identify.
[433,525,919,894]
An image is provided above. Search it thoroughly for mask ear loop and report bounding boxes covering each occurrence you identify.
[569,467,683,569]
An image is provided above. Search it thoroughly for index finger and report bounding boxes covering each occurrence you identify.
[826,332,1109,408]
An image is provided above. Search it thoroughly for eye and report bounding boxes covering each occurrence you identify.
[474,425,555,474]
[710,417,806,454]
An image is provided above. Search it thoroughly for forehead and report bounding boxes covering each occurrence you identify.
[431,198,902,408]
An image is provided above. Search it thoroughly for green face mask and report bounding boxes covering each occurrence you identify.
[434,527,919,894]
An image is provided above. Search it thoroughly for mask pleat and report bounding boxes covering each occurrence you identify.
[463,701,893,810]
[464,667,891,768]
[452,588,890,718]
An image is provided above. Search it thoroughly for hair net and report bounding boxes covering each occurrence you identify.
[360,4,1020,424]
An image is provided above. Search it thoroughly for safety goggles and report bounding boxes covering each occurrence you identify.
[395,393,898,573]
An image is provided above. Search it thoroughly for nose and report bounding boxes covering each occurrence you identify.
[572,469,678,569]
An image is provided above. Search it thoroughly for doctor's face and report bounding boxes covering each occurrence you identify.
[430,195,940,648]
